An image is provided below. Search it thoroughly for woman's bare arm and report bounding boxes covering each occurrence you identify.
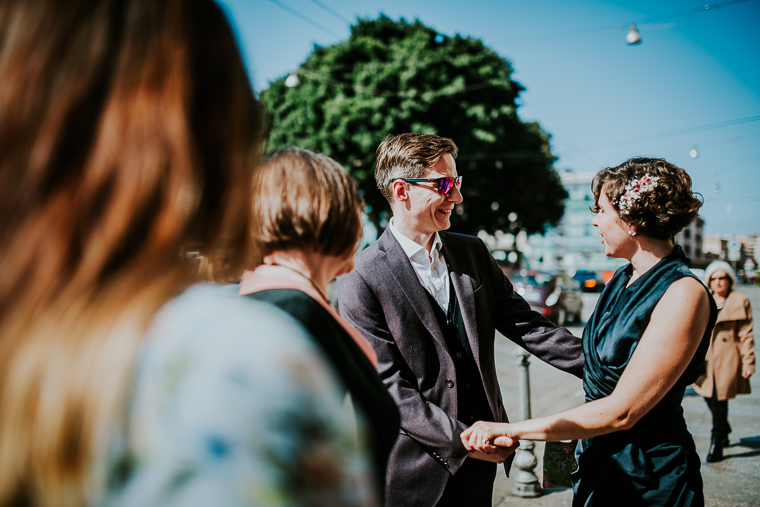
[462,277,711,449]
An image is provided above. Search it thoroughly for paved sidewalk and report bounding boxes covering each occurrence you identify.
[491,287,760,507]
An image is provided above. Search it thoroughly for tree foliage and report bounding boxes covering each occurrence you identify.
[261,16,567,236]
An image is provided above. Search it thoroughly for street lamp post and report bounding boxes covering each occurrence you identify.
[512,347,542,497]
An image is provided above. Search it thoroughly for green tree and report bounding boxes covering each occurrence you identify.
[261,16,567,236]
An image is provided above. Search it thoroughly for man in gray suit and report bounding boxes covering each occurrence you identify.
[337,133,583,506]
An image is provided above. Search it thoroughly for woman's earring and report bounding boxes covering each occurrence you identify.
[628,229,636,236]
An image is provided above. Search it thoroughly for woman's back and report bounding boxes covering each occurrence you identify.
[0,1,371,505]
[100,284,376,506]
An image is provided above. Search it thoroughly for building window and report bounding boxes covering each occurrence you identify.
[684,245,692,256]
[684,229,691,239]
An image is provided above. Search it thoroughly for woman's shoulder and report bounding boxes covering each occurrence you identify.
[148,283,316,355]
[100,283,375,506]
[726,289,750,305]
[723,290,753,320]
[660,275,710,306]
[136,283,342,403]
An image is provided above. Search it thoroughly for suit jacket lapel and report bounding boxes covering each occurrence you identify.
[441,235,481,364]
[376,229,447,347]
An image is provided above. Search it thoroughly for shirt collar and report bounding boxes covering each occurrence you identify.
[388,217,442,260]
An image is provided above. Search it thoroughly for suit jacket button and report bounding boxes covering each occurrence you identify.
[446,380,455,388]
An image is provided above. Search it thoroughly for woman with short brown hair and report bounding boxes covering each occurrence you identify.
[463,157,716,506]
[240,147,400,496]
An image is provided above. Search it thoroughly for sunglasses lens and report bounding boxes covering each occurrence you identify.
[438,178,454,194]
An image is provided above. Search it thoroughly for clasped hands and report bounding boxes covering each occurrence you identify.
[461,421,519,462]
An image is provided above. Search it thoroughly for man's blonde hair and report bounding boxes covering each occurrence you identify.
[375,133,458,203]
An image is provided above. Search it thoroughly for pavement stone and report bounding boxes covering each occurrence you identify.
[491,287,760,507]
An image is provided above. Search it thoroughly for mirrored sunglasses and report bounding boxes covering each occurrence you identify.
[400,176,462,195]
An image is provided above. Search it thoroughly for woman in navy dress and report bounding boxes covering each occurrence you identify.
[463,158,717,506]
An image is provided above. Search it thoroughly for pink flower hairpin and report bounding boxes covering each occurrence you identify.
[616,174,660,215]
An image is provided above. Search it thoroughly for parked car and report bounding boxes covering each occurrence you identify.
[572,270,606,293]
[510,270,583,325]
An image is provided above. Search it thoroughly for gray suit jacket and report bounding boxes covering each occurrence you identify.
[337,229,583,506]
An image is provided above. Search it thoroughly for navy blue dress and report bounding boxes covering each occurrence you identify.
[572,247,716,506]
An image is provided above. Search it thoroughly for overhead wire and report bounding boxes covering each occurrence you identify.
[307,0,352,25]
[496,0,755,45]
[265,0,343,39]
[284,0,755,100]
[585,115,760,151]
[266,0,758,176]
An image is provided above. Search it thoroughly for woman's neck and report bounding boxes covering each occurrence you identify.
[713,289,730,301]
[261,249,338,298]
[626,236,675,285]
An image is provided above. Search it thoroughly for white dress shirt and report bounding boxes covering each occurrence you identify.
[388,218,450,312]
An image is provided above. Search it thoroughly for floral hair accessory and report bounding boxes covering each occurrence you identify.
[617,173,660,215]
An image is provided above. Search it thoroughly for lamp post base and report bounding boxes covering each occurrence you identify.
[511,440,543,497]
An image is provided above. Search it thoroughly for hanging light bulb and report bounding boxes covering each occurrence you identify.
[626,24,642,45]
[285,72,300,88]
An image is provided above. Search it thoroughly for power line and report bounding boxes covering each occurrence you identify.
[281,0,755,73]
[265,0,342,39]
[716,150,760,176]
[586,115,760,151]
[307,0,352,25]
[497,0,755,45]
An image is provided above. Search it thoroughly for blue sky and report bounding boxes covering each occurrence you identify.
[218,0,760,238]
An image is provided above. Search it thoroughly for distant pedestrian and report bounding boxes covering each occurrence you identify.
[694,261,755,462]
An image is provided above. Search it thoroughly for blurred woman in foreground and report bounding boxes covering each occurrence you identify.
[694,261,755,462]
[0,1,375,506]
[239,148,400,494]
[463,158,716,506]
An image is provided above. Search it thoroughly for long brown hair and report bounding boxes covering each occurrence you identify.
[0,1,263,505]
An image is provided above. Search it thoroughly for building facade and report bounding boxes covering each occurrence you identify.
[521,171,624,274]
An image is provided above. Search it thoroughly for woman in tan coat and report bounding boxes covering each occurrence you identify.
[694,261,755,462]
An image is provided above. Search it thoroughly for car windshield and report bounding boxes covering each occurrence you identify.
[512,273,553,288]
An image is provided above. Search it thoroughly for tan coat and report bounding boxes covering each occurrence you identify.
[694,290,755,400]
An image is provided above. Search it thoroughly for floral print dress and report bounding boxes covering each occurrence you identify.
[98,284,377,507]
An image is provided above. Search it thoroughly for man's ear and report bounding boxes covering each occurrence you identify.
[392,180,409,202]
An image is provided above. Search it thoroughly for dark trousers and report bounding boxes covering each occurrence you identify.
[704,394,731,441]
[436,458,497,507]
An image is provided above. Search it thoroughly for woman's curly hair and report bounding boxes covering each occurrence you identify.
[591,158,703,240]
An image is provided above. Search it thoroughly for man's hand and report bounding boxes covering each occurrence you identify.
[461,421,516,453]
[468,441,519,464]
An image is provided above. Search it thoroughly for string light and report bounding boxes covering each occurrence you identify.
[498,0,751,45]
[626,25,642,45]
